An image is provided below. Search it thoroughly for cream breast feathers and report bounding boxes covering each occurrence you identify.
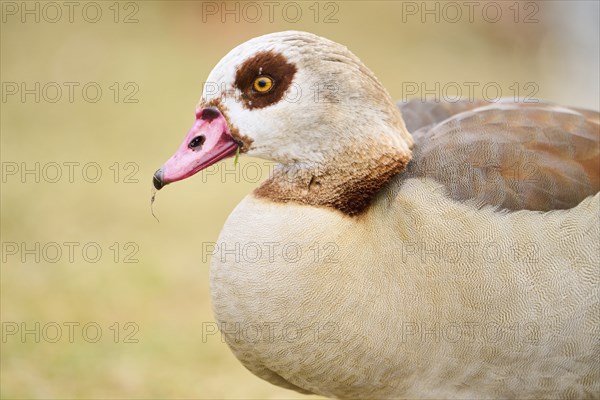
[154,31,600,398]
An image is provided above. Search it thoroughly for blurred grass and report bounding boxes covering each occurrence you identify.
[1,1,598,399]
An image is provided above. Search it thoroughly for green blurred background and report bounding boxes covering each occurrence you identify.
[1,1,598,398]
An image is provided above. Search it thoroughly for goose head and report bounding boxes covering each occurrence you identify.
[154,31,414,214]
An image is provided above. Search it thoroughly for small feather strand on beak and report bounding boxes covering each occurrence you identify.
[150,186,160,222]
[234,144,240,166]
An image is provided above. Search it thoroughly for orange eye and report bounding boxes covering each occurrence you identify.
[253,75,274,93]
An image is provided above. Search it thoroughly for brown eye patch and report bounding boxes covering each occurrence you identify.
[234,51,297,110]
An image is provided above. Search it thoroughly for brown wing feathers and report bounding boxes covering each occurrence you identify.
[399,100,600,211]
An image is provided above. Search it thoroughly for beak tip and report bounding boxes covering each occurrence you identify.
[153,168,165,190]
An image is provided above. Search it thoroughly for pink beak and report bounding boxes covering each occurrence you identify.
[153,107,239,190]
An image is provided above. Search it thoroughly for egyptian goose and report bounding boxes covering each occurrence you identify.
[153,31,600,398]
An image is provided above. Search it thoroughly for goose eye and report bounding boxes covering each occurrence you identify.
[252,75,274,93]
